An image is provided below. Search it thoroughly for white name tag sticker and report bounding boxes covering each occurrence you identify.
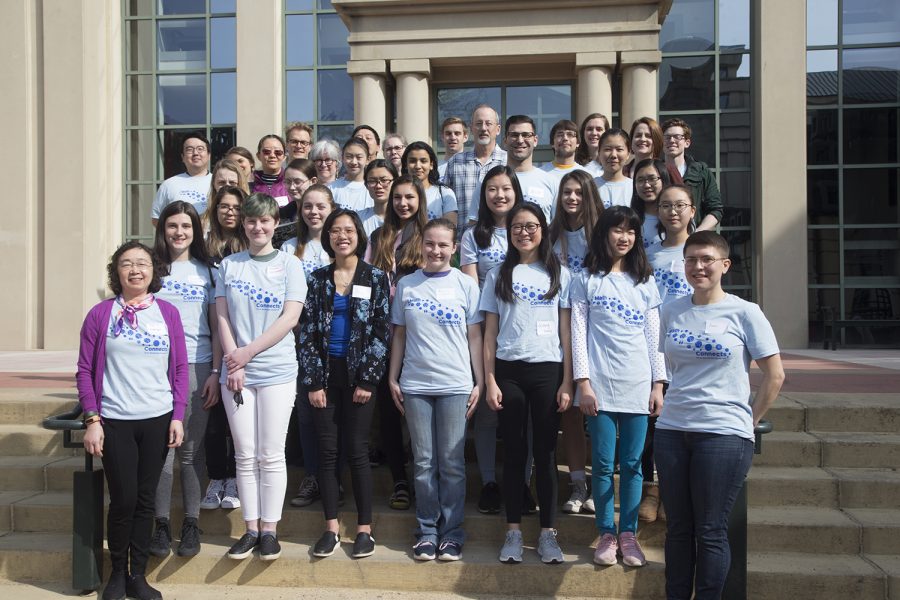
[146,323,167,337]
[705,319,728,335]
[267,263,285,277]
[274,195,290,207]
[670,260,685,273]
[536,320,555,337]
[527,186,546,199]
[435,288,456,301]
[352,285,372,300]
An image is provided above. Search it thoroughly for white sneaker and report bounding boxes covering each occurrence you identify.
[582,495,595,514]
[220,477,241,509]
[200,479,224,510]
[562,480,589,514]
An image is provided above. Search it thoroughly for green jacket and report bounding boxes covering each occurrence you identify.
[682,157,724,226]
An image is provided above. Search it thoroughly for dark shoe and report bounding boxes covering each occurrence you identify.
[523,484,538,515]
[226,531,258,560]
[389,480,411,510]
[351,532,375,558]
[176,517,201,557]
[259,533,281,561]
[438,540,462,561]
[312,531,340,557]
[102,569,127,600]
[413,540,436,561]
[148,518,171,558]
[125,574,162,600]
[290,475,320,507]
[478,481,501,514]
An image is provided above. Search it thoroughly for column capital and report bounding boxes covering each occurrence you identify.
[619,50,662,66]
[390,58,431,77]
[347,59,387,76]
[575,52,617,69]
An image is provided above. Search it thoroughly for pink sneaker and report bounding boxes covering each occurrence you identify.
[618,532,646,567]
[593,533,618,565]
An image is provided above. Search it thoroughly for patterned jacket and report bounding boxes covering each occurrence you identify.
[298,260,390,392]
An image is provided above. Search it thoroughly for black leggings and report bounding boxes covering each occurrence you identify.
[204,399,236,480]
[101,413,170,575]
[495,360,562,528]
[313,358,375,524]
[376,357,408,485]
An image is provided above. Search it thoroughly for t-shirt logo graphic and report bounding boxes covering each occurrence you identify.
[405,297,462,326]
[667,328,731,359]
[512,282,553,306]
[230,279,284,310]
[163,279,207,303]
[478,247,506,263]
[592,295,645,326]
[178,189,206,205]
[566,253,585,274]
[110,323,170,354]
[653,268,691,298]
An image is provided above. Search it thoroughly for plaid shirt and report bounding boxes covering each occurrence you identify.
[443,144,507,235]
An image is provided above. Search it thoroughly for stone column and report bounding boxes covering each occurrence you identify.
[391,59,432,145]
[620,50,661,130]
[753,0,808,347]
[236,0,282,149]
[575,52,616,125]
[348,60,388,137]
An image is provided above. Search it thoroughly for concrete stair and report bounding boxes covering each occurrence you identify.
[0,388,898,598]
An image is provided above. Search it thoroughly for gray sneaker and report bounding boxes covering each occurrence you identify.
[537,529,564,564]
[499,529,523,564]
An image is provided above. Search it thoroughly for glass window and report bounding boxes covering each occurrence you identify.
[719,54,750,109]
[127,184,157,238]
[436,87,502,146]
[210,126,236,164]
[659,56,716,111]
[843,107,899,165]
[506,85,572,144]
[127,0,154,17]
[843,228,900,283]
[719,112,751,168]
[807,0,838,46]
[718,0,749,51]
[127,75,155,127]
[286,0,314,10]
[286,70,315,122]
[808,288,841,343]
[660,0,715,51]
[158,0,204,15]
[210,17,236,69]
[842,0,900,45]
[128,130,157,182]
[318,0,333,8]
[808,229,841,285]
[317,123,355,143]
[807,50,838,106]
[843,167,900,224]
[842,47,900,104]
[807,169,840,225]
[317,13,349,66]
[721,229,752,287]
[317,69,353,121]
[127,20,154,72]
[211,0,236,13]
[807,109,839,165]
[719,171,751,227]
[660,113,716,167]
[156,19,205,72]
[211,72,236,124]
[158,74,206,125]
[286,15,315,67]
[844,288,900,323]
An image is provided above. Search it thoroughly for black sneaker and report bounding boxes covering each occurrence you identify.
[177,517,201,557]
[478,481,501,514]
[148,518,171,558]
[351,532,375,558]
[125,574,162,600]
[413,540,436,561]
[312,531,340,557]
[290,475,320,507]
[523,484,538,515]
[102,569,126,600]
[259,533,281,561]
[227,532,258,560]
[438,540,462,561]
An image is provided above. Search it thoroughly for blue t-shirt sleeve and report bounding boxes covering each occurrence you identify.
[644,277,663,310]
[479,268,500,314]
[214,261,227,298]
[391,279,407,326]
[569,271,587,305]
[284,255,308,303]
[742,302,780,360]
[442,187,458,214]
[460,228,478,266]
[463,276,484,324]
[558,267,572,309]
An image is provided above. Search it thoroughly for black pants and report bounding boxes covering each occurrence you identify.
[376,355,408,485]
[641,415,658,482]
[495,360,562,528]
[313,357,375,524]
[101,413,170,575]
[204,400,236,479]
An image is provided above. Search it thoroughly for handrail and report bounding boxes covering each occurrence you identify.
[42,405,85,431]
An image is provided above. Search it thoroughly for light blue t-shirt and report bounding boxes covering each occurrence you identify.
[460,226,507,288]
[594,178,634,209]
[553,228,588,274]
[425,185,458,220]
[357,207,385,237]
[280,238,331,277]
[391,269,483,395]
[516,168,558,223]
[657,294,780,440]
[542,163,589,193]
[328,179,372,212]
[642,214,660,248]
[215,250,307,386]
[101,300,174,420]
[480,263,571,363]
[584,161,603,178]
[437,160,448,182]
[156,259,215,363]
[647,242,693,304]
[571,271,661,414]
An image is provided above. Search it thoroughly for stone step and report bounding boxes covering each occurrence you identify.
[752,431,822,467]
[845,509,900,555]
[0,533,888,600]
[0,425,79,457]
[818,432,900,468]
[747,467,839,507]
[0,456,74,491]
[832,467,900,509]
[747,506,862,554]
[0,393,77,426]
[783,393,900,433]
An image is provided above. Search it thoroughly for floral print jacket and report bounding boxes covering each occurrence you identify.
[298,260,390,392]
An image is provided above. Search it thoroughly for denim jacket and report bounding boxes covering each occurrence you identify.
[298,260,390,392]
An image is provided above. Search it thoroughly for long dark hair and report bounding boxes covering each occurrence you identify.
[630,158,673,221]
[154,201,211,271]
[584,206,651,284]
[370,174,428,275]
[495,203,561,303]
[400,141,441,186]
[549,170,603,267]
[205,185,248,260]
[474,165,523,249]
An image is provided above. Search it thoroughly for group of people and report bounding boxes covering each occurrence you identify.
[77,104,784,600]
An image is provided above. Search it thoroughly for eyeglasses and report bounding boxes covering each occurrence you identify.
[636,175,661,186]
[314,158,335,165]
[261,149,285,157]
[664,134,687,141]
[183,146,207,155]
[507,132,535,140]
[218,204,241,214]
[384,145,405,153]
[366,177,393,187]
[118,261,152,270]
[286,178,310,187]
[328,227,357,237]
[684,256,727,267]
[554,131,577,140]
[659,202,693,214]
[510,223,540,234]
[473,121,495,129]
[288,140,311,147]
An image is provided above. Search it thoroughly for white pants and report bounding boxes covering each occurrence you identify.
[221,381,295,523]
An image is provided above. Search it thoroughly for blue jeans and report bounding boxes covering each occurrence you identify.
[404,393,469,545]
[654,429,753,600]
[589,411,647,535]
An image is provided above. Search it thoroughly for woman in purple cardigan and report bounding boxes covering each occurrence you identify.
[76,241,188,600]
